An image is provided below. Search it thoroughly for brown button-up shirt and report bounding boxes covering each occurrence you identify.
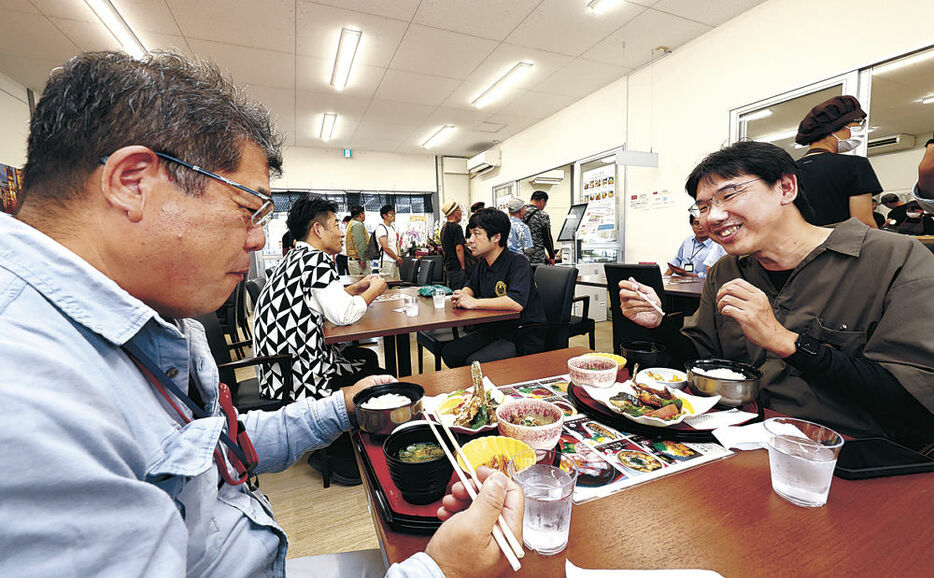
[683,219,934,439]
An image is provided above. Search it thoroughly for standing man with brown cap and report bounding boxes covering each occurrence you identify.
[440,200,468,289]
[795,95,882,228]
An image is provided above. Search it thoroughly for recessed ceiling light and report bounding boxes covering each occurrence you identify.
[471,62,534,109]
[84,0,146,58]
[330,27,362,91]
[587,0,625,14]
[320,113,337,141]
[873,50,934,76]
[422,124,456,149]
[742,109,773,122]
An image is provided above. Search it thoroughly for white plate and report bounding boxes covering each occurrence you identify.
[582,381,719,427]
[635,367,687,390]
[422,377,506,434]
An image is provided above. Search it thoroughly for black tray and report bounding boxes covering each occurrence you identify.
[567,383,763,443]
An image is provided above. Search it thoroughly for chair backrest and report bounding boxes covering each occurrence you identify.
[245,278,263,308]
[416,259,435,286]
[335,253,349,275]
[421,255,444,283]
[400,257,418,284]
[533,265,578,351]
[193,312,238,392]
[604,263,666,354]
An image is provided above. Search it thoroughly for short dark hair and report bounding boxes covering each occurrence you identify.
[689,214,697,225]
[342,215,352,224]
[684,141,813,222]
[531,190,549,202]
[880,193,900,205]
[470,201,486,213]
[467,208,510,247]
[288,195,337,241]
[23,51,283,205]
[350,205,365,218]
[380,204,395,217]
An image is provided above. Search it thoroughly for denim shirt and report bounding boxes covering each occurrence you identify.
[0,214,442,578]
[507,216,533,254]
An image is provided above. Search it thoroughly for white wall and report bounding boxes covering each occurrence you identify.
[474,0,934,265]
[276,146,437,192]
[869,137,929,195]
[0,72,30,167]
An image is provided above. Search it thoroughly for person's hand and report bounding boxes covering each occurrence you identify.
[450,289,464,307]
[716,278,796,356]
[452,291,478,310]
[427,467,524,578]
[618,277,663,328]
[395,256,404,266]
[368,275,388,295]
[342,374,397,415]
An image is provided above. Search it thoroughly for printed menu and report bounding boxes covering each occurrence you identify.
[578,165,617,243]
[496,375,734,504]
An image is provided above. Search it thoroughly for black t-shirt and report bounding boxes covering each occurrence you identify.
[885,204,908,227]
[467,249,545,329]
[440,221,466,272]
[796,151,883,226]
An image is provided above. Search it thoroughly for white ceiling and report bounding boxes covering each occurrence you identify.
[0,0,768,157]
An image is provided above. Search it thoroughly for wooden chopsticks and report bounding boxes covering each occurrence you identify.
[424,413,524,571]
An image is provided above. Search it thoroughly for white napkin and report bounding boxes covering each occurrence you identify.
[567,559,723,577]
[683,408,758,430]
[712,420,804,451]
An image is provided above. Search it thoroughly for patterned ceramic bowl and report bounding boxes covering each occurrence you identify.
[567,354,619,389]
[495,399,564,450]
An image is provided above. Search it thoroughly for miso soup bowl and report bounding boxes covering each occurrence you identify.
[383,422,454,505]
[495,399,564,450]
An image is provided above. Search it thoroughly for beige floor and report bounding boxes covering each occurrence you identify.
[258,321,615,559]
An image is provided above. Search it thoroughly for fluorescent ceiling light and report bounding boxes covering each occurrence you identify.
[422,124,455,149]
[320,113,337,141]
[84,0,146,58]
[471,62,534,109]
[330,27,362,91]
[922,96,934,105]
[758,128,797,143]
[601,156,616,164]
[741,109,773,122]
[873,50,934,76]
[587,0,624,14]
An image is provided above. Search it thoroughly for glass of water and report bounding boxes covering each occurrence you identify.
[432,287,446,309]
[404,294,419,317]
[507,449,578,555]
[764,417,844,508]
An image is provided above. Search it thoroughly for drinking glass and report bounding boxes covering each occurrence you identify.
[404,294,419,317]
[764,417,844,507]
[507,449,578,555]
[432,288,446,309]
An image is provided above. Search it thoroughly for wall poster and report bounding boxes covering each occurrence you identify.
[578,164,617,242]
[1,163,23,214]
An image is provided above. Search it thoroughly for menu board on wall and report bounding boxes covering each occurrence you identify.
[1,163,23,214]
[578,164,617,242]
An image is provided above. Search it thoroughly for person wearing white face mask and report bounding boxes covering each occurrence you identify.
[794,95,882,228]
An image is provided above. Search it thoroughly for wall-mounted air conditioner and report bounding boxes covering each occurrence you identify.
[529,169,565,186]
[467,149,501,175]
[867,133,916,156]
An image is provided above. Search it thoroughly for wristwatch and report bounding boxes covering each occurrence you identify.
[793,332,822,360]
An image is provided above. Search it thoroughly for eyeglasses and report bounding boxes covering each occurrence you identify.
[100,152,275,227]
[688,177,763,218]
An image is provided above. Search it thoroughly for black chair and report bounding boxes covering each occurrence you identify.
[193,312,290,412]
[569,294,596,349]
[245,277,264,307]
[399,257,418,285]
[604,263,667,355]
[417,324,459,372]
[216,283,247,359]
[420,255,444,284]
[415,259,435,286]
[335,253,349,275]
[515,265,578,354]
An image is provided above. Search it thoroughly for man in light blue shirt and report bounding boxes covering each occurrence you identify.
[506,197,533,255]
[665,215,726,279]
[0,50,521,577]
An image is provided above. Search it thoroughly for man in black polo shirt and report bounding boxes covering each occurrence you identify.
[441,208,545,367]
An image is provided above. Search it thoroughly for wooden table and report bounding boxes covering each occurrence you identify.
[577,274,704,316]
[323,287,519,377]
[355,347,933,576]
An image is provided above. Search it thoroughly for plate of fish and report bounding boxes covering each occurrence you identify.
[583,380,720,427]
[423,362,505,433]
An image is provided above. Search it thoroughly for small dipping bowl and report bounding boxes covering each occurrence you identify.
[383,422,454,505]
[495,399,564,450]
[568,354,620,389]
[354,382,424,437]
[685,359,761,408]
[636,367,688,391]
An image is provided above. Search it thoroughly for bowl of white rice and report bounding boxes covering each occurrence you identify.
[685,359,760,408]
[353,382,424,436]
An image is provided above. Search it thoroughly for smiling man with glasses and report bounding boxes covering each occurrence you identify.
[619,140,934,452]
[0,50,522,577]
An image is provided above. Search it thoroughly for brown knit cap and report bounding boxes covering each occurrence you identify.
[795,95,866,145]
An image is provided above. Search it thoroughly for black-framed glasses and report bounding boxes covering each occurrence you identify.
[100,152,275,227]
[688,177,763,219]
